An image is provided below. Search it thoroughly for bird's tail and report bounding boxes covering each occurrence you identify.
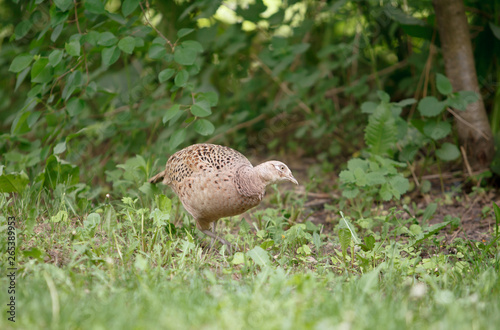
[148,170,166,184]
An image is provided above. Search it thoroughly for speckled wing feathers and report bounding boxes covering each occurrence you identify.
[165,144,251,186]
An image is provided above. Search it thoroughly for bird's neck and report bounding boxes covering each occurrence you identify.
[235,165,268,198]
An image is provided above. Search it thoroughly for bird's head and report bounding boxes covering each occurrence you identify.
[258,161,298,185]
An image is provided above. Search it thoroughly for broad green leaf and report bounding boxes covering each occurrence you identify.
[122,0,140,16]
[27,112,41,127]
[31,58,52,84]
[50,210,68,223]
[341,187,359,198]
[48,49,64,66]
[436,142,460,161]
[338,228,351,258]
[197,91,219,107]
[85,30,100,46]
[418,96,446,117]
[157,194,172,212]
[169,129,186,149]
[361,101,377,114]
[231,252,246,265]
[66,98,85,117]
[190,101,211,117]
[399,144,419,162]
[489,22,500,40]
[174,70,189,87]
[396,98,417,107]
[163,104,181,123]
[388,175,409,197]
[53,141,67,154]
[447,91,479,111]
[158,68,175,83]
[148,44,167,60]
[134,37,145,47]
[338,170,355,183]
[290,43,310,55]
[436,73,453,95]
[65,40,81,57]
[379,183,392,201]
[422,203,437,223]
[14,20,32,40]
[423,121,451,140]
[54,0,73,11]
[409,224,422,235]
[376,90,390,103]
[194,119,215,136]
[385,6,425,25]
[44,155,80,189]
[62,70,83,100]
[98,32,118,46]
[359,235,376,251]
[236,0,266,21]
[347,158,369,171]
[174,40,203,66]
[177,28,194,38]
[0,172,29,193]
[9,54,33,73]
[85,0,105,14]
[353,167,367,186]
[11,111,31,135]
[51,24,64,42]
[174,45,197,66]
[85,213,101,229]
[246,246,270,267]
[102,46,121,66]
[50,9,70,27]
[312,232,322,251]
[118,36,135,54]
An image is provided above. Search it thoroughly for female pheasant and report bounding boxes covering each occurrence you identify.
[149,144,298,251]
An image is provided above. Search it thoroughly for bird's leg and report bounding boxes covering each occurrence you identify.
[210,220,217,248]
[202,229,232,255]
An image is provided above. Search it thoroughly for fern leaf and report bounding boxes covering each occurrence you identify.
[365,106,397,155]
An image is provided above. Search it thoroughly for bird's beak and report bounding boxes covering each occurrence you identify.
[287,174,298,185]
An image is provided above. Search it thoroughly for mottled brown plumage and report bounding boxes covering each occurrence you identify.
[149,144,298,250]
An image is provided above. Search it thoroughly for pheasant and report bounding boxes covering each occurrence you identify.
[148,144,298,251]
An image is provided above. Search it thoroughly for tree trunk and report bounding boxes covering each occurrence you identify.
[432,0,494,170]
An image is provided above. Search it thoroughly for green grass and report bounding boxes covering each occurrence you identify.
[1,190,499,329]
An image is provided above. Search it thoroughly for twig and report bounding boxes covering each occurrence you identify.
[73,0,90,88]
[49,59,83,97]
[448,227,462,243]
[397,143,419,187]
[460,145,474,178]
[409,161,420,187]
[206,113,267,143]
[446,107,490,140]
[251,54,312,114]
[325,59,408,97]
[73,0,82,34]
[140,0,174,51]
[420,168,489,180]
[408,30,436,119]
[422,43,436,98]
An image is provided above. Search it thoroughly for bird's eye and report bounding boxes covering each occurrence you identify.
[281,166,285,170]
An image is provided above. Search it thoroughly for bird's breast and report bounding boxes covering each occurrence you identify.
[173,172,261,222]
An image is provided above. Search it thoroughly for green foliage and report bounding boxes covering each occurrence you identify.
[348,74,479,204]
[340,155,409,202]
[1,2,499,327]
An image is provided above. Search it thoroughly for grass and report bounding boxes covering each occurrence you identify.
[1,185,499,329]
